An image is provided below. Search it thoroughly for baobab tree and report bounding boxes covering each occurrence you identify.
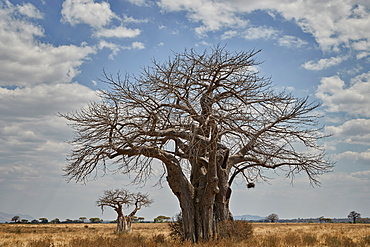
[61,46,333,242]
[96,189,153,233]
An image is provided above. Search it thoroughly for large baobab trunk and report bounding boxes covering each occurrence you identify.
[170,165,233,242]
[166,125,233,242]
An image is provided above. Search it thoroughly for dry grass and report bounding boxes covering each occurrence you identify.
[1,222,370,246]
[250,223,370,247]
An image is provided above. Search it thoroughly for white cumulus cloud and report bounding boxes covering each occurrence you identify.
[336,150,370,164]
[159,0,248,36]
[277,35,308,48]
[0,2,96,86]
[325,119,370,145]
[17,2,43,19]
[0,83,99,163]
[95,26,141,38]
[158,0,370,58]
[303,56,349,71]
[316,72,370,117]
[98,40,145,59]
[243,26,278,40]
[61,0,144,56]
[61,0,116,28]
[125,0,148,6]
[316,71,370,159]
[131,41,145,50]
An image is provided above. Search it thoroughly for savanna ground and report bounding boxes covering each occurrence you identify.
[1,222,370,247]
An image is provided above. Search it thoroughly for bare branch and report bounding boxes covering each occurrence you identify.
[61,45,334,242]
[96,188,153,216]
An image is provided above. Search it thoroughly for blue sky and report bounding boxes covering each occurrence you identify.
[0,0,369,222]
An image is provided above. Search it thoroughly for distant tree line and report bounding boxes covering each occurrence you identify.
[8,215,173,224]
[9,216,106,224]
[8,210,368,224]
[243,211,369,224]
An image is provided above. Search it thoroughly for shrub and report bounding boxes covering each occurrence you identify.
[152,234,166,243]
[218,220,253,242]
[169,213,184,241]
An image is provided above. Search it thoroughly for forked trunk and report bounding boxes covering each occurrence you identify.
[166,165,233,242]
[165,138,233,243]
[116,215,132,233]
[178,183,232,242]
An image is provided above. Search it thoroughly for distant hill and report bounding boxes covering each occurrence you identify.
[234,214,265,221]
[0,212,35,223]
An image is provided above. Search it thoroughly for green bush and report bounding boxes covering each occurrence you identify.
[169,213,184,241]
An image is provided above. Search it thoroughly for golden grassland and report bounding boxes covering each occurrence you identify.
[1,222,370,247]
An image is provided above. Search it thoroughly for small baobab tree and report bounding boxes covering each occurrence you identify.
[97,189,153,233]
